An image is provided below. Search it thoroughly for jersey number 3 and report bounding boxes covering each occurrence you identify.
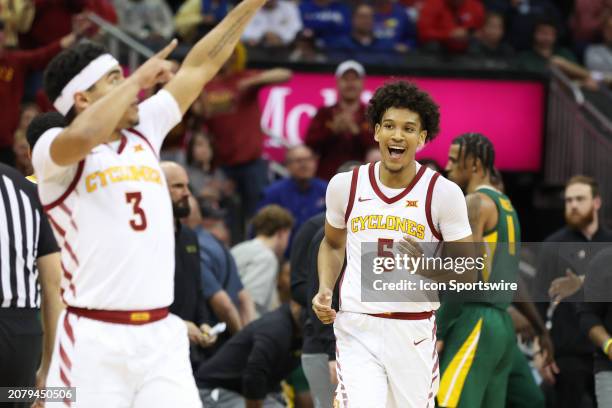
[126,192,147,231]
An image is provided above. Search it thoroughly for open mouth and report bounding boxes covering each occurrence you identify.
[388,146,406,159]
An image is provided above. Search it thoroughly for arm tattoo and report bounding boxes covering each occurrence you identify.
[207,11,251,59]
[466,193,482,235]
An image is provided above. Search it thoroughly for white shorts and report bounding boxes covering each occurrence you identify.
[45,310,201,408]
[333,311,439,408]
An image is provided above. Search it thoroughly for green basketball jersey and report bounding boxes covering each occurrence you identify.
[476,185,521,308]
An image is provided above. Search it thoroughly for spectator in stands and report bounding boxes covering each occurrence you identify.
[417,0,485,53]
[113,0,174,47]
[196,300,303,408]
[305,60,374,181]
[299,0,351,47]
[585,15,612,77]
[365,147,381,163]
[12,102,39,176]
[468,11,514,58]
[189,195,257,354]
[0,22,78,166]
[18,0,116,50]
[259,145,327,240]
[0,0,34,47]
[534,175,612,408]
[289,214,336,408]
[201,44,291,218]
[372,0,417,52]
[289,28,328,63]
[175,0,230,42]
[242,0,303,48]
[328,3,396,62]
[580,247,612,407]
[162,162,217,365]
[231,205,294,317]
[503,0,562,52]
[186,131,229,197]
[570,0,612,50]
[519,17,602,88]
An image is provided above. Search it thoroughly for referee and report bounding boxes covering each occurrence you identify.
[0,132,63,405]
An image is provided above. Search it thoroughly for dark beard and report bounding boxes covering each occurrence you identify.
[565,209,594,230]
[173,202,191,219]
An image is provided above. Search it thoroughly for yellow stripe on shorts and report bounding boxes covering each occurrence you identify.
[438,318,483,407]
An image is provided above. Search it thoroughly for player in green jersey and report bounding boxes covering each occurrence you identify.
[437,133,549,407]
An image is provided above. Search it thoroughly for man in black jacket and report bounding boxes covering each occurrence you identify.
[195,301,303,407]
[580,247,612,407]
[162,161,216,368]
[534,175,612,408]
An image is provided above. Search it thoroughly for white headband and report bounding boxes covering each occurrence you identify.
[53,54,120,115]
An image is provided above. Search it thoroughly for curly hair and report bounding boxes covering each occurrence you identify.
[366,81,440,142]
[43,41,108,119]
[452,132,496,175]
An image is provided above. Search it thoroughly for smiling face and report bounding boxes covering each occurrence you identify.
[75,66,139,129]
[374,107,426,173]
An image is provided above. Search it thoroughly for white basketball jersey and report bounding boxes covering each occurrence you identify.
[33,91,181,310]
[340,162,443,314]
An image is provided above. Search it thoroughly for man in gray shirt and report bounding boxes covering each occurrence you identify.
[231,205,294,317]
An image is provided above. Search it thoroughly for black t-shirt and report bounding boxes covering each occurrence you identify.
[195,304,301,400]
[579,247,612,373]
[170,223,208,325]
[302,227,338,359]
[290,213,325,307]
[535,226,612,359]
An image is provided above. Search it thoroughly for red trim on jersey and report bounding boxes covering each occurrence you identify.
[63,314,75,344]
[344,167,360,224]
[66,306,169,325]
[367,311,433,320]
[117,134,127,154]
[126,128,158,159]
[43,160,85,211]
[368,162,426,204]
[337,262,346,309]
[47,213,66,238]
[59,203,72,216]
[336,345,349,407]
[60,262,76,297]
[59,343,72,370]
[426,172,443,241]
[64,241,79,266]
[59,367,70,387]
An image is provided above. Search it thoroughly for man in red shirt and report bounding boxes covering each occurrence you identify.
[0,21,78,166]
[201,46,291,217]
[418,0,485,52]
[304,60,374,181]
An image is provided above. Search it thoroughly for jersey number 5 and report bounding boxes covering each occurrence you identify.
[126,192,147,231]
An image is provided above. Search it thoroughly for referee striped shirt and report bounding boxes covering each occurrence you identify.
[0,163,58,309]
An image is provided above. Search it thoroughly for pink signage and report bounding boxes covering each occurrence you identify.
[258,73,544,171]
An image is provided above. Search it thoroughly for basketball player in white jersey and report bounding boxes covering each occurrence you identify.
[312,81,474,408]
[30,0,266,406]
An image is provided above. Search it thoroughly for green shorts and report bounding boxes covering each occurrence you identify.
[437,304,515,407]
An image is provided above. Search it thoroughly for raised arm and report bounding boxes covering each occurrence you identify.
[48,42,177,166]
[164,0,267,115]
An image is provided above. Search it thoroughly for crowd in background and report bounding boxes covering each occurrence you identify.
[1,1,612,407]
